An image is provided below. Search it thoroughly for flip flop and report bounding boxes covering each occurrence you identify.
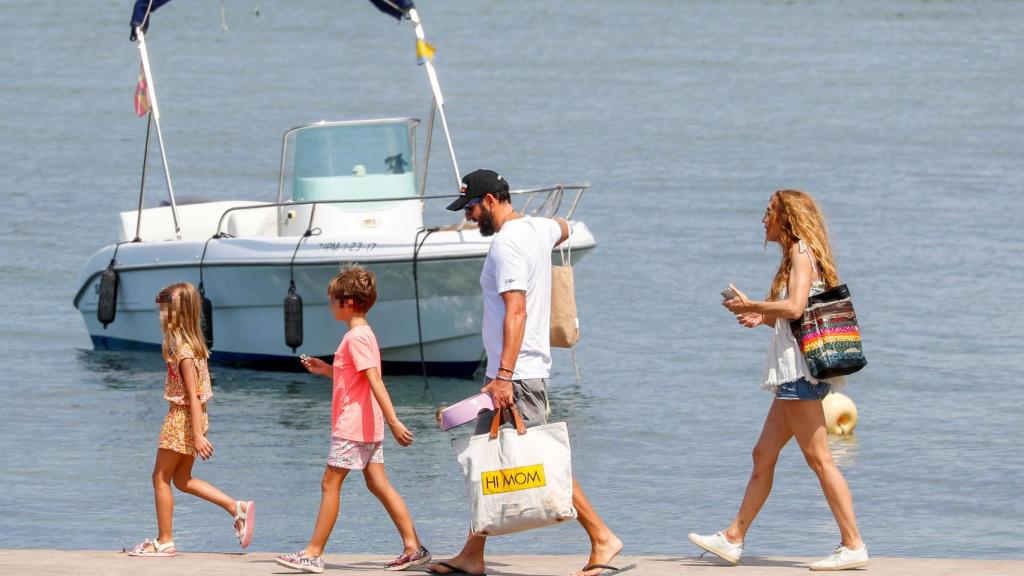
[578,563,637,576]
[427,561,487,576]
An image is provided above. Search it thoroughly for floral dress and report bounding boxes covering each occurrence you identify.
[158,343,213,455]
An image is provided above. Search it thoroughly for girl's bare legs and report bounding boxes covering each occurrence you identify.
[783,400,864,549]
[152,448,184,546]
[723,399,793,544]
[304,466,350,557]
[363,463,421,554]
[171,453,243,531]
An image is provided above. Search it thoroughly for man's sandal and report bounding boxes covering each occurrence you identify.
[127,538,176,557]
[234,500,255,548]
[578,563,637,576]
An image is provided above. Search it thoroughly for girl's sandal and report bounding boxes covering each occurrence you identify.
[127,538,176,557]
[234,500,255,548]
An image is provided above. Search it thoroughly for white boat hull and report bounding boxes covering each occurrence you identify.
[74,224,595,378]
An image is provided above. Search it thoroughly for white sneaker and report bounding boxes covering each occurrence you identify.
[809,543,869,571]
[688,531,743,565]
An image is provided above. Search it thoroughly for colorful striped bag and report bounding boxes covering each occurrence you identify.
[790,284,867,379]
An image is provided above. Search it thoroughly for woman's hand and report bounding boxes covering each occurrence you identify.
[389,420,415,447]
[300,355,331,377]
[194,435,214,461]
[736,312,764,328]
[723,283,754,314]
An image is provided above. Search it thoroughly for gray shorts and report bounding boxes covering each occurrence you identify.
[473,378,549,435]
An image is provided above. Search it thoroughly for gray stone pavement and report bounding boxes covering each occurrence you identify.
[0,551,1020,576]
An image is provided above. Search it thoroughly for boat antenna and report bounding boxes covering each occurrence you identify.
[418,98,436,197]
[406,7,461,190]
[133,13,182,239]
[132,111,153,242]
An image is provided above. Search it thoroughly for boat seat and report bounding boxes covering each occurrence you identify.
[118,200,270,242]
[225,206,278,238]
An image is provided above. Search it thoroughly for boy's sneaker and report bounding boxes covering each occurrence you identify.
[809,544,869,571]
[688,531,744,565]
[275,551,325,574]
[385,545,432,571]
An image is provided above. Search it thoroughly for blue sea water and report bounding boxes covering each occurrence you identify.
[0,0,1022,559]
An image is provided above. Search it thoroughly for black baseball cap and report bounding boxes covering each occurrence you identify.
[446,169,509,211]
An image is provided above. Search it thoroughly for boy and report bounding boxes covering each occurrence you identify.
[276,265,430,574]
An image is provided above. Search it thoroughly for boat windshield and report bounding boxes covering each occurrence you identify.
[291,121,417,210]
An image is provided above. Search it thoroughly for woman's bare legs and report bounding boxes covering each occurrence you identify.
[723,399,793,544]
[304,466,350,557]
[783,400,863,549]
[363,463,421,555]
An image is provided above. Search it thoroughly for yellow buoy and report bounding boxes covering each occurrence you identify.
[821,392,858,435]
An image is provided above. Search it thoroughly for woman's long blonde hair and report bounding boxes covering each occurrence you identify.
[767,189,840,299]
[156,282,210,361]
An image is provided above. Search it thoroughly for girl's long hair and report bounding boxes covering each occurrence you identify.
[767,189,840,299]
[157,282,210,361]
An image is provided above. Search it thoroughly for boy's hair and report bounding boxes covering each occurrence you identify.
[327,264,377,314]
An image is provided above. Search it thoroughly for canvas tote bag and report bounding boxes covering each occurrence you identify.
[550,222,580,348]
[452,406,577,536]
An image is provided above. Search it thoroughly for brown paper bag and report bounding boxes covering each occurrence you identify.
[550,228,579,348]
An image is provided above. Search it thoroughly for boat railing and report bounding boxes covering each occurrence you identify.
[211,183,590,238]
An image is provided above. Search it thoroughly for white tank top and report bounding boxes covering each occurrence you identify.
[760,241,845,391]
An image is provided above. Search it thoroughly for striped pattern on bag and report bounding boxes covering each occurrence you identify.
[790,284,867,380]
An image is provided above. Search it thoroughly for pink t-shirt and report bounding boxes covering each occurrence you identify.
[331,324,384,442]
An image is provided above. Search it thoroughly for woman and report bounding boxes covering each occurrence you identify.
[688,190,867,571]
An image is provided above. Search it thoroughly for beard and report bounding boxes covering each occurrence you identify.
[477,205,496,236]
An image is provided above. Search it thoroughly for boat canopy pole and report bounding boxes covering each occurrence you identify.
[407,8,460,189]
[133,111,154,242]
[135,27,182,240]
[419,98,436,198]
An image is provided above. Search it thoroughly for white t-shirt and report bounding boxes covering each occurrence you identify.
[480,216,563,380]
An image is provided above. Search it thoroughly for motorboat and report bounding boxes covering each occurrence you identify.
[72,2,596,378]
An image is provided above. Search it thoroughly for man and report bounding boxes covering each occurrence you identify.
[429,170,622,576]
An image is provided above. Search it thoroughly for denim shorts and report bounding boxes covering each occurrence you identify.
[775,377,830,401]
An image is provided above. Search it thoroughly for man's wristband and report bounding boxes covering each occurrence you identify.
[495,374,513,382]
[498,366,514,375]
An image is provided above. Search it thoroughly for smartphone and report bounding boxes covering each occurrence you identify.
[721,288,737,300]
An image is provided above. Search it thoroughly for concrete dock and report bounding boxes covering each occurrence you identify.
[0,551,1019,576]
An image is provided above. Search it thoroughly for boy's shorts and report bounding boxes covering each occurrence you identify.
[328,436,384,470]
[473,378,549,435]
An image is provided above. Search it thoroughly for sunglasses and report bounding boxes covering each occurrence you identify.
[464,197,483,214]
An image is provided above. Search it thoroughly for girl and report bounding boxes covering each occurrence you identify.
[128,282,254,557]
[688,190,867,571]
